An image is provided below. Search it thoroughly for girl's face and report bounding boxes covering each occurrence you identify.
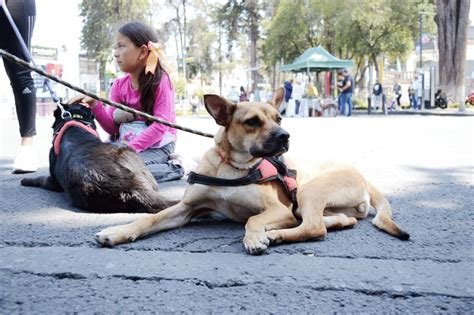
[113,33,148,74]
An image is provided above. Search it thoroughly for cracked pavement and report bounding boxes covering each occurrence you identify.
[1,113,473,313]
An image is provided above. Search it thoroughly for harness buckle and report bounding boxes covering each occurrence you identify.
[57,102,72,120]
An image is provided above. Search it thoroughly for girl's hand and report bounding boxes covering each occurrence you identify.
[66,94,98,108]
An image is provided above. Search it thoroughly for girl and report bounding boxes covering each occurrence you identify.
[69,21,191,182]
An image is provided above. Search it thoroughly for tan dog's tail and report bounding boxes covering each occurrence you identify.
[368,182,410,240]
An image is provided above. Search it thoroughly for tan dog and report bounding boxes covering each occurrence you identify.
[95,88,409,254]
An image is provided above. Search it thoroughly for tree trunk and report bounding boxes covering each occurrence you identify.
[371,53,380,82]
[182,0,187,83]
[435,0,470,111]
[218,25,223,96]
[247,0,259,93]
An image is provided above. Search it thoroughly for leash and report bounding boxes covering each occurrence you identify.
[0,48,214,138]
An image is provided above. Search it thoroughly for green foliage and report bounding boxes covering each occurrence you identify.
[186,14,217,80]
[263,0,307,65]
[263,0,436,80]
[171,74,186,98]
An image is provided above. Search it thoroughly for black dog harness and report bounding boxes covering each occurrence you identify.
[53,105,99,155]
[187,156,298,211]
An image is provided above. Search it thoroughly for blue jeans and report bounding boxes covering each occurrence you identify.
[410,94,418,109]
[338,92,353,116]
[139,142,184,182]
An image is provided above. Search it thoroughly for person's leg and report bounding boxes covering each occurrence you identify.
[2,0,37,138]
[278,101,287,116]
[337,94,344,115]
[139,143,184,183]
[1,0,38,173]
[295,100,300,115]
[340,93,348,115]
[412,95,418,110]
[347,93,353,116]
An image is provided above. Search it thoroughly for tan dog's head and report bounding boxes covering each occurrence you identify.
[203,88,289,159]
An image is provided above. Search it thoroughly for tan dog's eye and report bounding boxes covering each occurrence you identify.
[276,116,282,125]
[244,117,262,127]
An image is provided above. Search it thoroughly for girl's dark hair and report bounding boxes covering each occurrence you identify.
[118,21,163,117]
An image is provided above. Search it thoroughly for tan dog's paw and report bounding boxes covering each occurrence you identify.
[266,230,283,245]
[94,224,138,247]
[243,231,270,255]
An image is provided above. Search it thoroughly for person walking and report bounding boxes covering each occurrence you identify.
[239,86,248,102]
[409,76,419,110]
[68,21,196,182]
[0,0,38,173]
[372,80,383,111]
[393,81,402,109]
[292,79,304,116]
[279,79,293,115]
[337,69,354,116]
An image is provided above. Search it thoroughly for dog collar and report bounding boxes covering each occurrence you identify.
[215,149,261,170]
[53,120,99,155]
[188,156,298,211]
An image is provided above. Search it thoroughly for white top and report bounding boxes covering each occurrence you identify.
[292,82,304,100]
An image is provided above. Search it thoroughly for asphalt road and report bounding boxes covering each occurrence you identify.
[1,111,473,313]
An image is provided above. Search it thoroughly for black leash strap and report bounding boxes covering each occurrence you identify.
[187,170,263,186]
[0,48,214,139]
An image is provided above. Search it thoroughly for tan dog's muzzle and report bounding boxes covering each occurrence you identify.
[250,127,290,157]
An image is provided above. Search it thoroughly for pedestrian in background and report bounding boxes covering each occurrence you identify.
[292,79,304,116]
[409,76,419,110]
[393,81,402,109]
[1,0,38,173]
[239,86,248,102]
[279,79,293,115]
[228,86,239,102]
[372,80,383,111]
[337,69,354,116]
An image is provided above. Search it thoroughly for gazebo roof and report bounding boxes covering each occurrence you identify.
[279,46,353,72]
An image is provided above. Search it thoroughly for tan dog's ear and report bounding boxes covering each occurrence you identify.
[269,87,285,111]
[203,94,236,126]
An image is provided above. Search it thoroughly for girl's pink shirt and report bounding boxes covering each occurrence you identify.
[92,72,177,153]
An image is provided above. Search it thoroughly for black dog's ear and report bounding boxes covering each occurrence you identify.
[269,87,285,111]
[203,94,236,126]
[53,107,62,119]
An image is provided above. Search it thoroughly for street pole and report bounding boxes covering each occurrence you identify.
[419,14,424,110]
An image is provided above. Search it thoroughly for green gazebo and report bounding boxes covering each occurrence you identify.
[279,46,353,73]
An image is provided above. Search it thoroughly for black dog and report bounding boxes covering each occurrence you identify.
[21,103,176,213]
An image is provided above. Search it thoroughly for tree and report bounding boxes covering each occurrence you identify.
[216,0,264,92]
[167,0,189,79]
[79,0,148,90]
[186,14,217,87]
[263,0,436,91]
[435,0,470,111]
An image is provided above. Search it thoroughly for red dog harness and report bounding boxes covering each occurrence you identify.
[187,156,298,211]
[53,120,99,155]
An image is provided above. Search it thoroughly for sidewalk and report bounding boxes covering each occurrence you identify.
[353,107,474,117]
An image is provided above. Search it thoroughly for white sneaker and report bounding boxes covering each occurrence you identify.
[12,145,38,174]
[169,153,198,176]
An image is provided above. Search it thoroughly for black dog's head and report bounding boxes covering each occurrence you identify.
[52,103,97,133]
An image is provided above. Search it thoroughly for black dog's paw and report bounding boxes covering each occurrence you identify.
[20,177,35,186]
